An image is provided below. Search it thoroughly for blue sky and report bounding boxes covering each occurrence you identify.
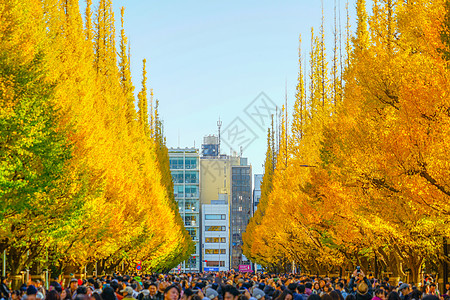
[91,0,358,175]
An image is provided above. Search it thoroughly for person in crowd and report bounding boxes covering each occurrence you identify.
[205,288,219,300]
[164,285,180,300]
[26,286,38,300]
[322,284,333,295]
[426,284,439,298]
[0,277,10,300]
[307,293,321,300]
[101,286,116,300]
[90,293,101,300]
[295,285,308,300]
[223,286,240,300]
[250,288,265,300]
[397,284,411,300]
[65,279,78,300]
[275,289,293,300]
[372,289,384,300]
[329,290,342,300]
[139,282,152,300]
[335,283,347,300]
[121,286,135,300]
[386,292,401,300]
[45,290,60,300]
[348,269,372,300]
[312,284,321,295]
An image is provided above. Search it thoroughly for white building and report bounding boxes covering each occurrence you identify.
[202,195,230,271]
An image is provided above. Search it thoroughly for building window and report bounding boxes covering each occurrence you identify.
[170,158,184,169]
[205,226,226,231]
[185,199,198,212]
[185,185,199,198]
[185,171,198,183]
[205,237,226,243]
[174,185,184,198]
[187,228,199,240]
[206,261,225,267]
[205,249,226,254]
[171,171,184,183]
[205,214,226,220]
[185,158,198,169]
[185,214,197,226]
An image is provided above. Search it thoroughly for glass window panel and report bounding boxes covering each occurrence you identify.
[174,185,184,198]
[185,158,198,169]
[171,171,184,184]
[185,214,197,226]
[205,249,226,254]
[187,228,199,241]
[185,185,199,198]
[185,171,199,183]
[170,158,184,169]
[205,226,226,231]
[185,199,199,212]
[205,237,226,243]
[205,214,226,220]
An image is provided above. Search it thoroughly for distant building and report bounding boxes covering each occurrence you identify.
[202,194,230,271]
[169,148,200,272]
[253,174,263,214]
[199,135,252,270]
[170,134,252,272]
[231,162,252,269]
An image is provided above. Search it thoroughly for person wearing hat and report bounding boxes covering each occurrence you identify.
[348,269,372,300]
[398,283,411,300]
[250,288,265,300]
[121,286,135,300]
[66,279,79,300]
[205,288,219,300]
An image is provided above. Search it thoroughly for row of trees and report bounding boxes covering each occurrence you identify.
[243,0,450,285]
[0,0,193,279]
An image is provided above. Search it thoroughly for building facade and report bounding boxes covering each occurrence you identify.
[202,196,230,271]
[253,174,263,214]
[231,162,252,269]
[199,135,252,270]
[169,148,200,272]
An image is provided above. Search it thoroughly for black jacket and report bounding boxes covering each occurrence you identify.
[0,283,10,300]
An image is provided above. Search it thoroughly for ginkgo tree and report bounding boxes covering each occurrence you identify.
[244,0,450,284]
[0,0,193,283]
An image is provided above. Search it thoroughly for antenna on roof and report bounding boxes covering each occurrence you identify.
[217,117,222,155]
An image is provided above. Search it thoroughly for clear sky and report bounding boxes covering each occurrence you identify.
[96,0,358,175]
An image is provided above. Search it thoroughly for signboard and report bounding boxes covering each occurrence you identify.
[204,267,219,272]
[238,265,252,272]
[136,260,142,271]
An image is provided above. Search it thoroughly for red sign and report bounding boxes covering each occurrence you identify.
[238,265,252,272]
[136,261,142,271]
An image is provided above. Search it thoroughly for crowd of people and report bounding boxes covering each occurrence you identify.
[0,270,449,300]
